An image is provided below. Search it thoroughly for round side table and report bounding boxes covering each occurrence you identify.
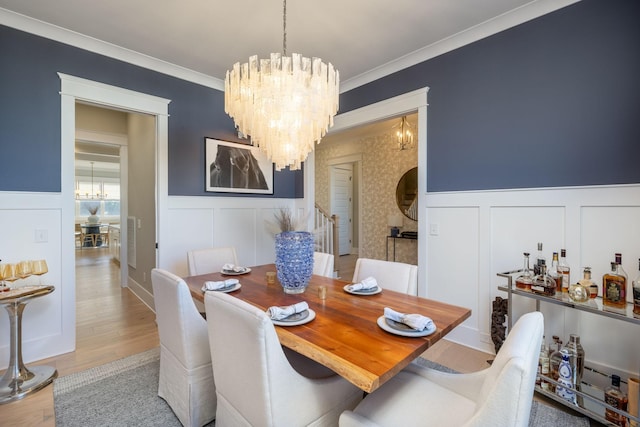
[0,285,57,404]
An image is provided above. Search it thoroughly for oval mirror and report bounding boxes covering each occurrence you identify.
[396,167,418,221]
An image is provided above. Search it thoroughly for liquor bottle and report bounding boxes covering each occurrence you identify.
[633,258,640,316]
[515,252,533,291]
[534,242,545,276]
[558,249,571,293]
[563,334,585,406]
[549,336,563,393]
[603,254,627,309]
[531,262,556,296]
[556,349,576,404]
[539,340,551,391]
[579,267,599,299]
[605,374,629,426]
[548,252,563,293]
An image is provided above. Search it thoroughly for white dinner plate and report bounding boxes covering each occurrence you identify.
[343,285,382,295]
[376,315,437,337]
[201,282,241,293]
[221,267,251,276]
[272,309,316,326]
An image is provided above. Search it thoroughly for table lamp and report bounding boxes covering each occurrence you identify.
[388,214,404,237]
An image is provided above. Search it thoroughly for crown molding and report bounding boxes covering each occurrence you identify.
[2,1,580,94]
[340,0,581,92]
[0,8,225,91]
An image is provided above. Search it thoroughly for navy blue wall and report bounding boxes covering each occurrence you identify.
[0,26,303,197]
[2,0,639,195]
[341,0,640,192]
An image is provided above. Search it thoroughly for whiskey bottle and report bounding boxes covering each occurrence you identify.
[603,254,627,309]
[558,249,571,293]
[579,267,599,299]
[633,258,640,316]
[534,242,545,276]
[605,374,629,426]
[548,252,563,293]
[531,262,556,296]
[515,252,533,291]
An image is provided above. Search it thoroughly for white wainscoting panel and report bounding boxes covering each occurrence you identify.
[427,207,480,332]
[163,197,302,278]
[0,193,73,368]
[165,208,215,276]
[425,185,640,380]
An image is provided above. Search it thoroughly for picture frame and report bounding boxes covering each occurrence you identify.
[205,138,274,194]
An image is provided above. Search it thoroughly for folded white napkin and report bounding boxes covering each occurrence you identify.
[346,276,378,292]
[222,263,246,273]
[384,307,434,331]
[267,301,309,320]
[203,278,239,291]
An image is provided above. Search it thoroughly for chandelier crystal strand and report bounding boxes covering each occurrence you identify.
[224,0,339,171]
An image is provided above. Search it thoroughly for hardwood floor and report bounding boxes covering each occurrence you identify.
[0,249,598,426]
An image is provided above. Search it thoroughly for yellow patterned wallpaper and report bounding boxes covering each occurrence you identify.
[315,132,418,265]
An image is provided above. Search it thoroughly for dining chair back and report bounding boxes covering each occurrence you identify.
[151,268,216,427]
[352,258,418,295]
[187,247,239,276]
[204,291,362,426]
[339,311,544,427]
[187,247,239,313]
[313,251,335,277]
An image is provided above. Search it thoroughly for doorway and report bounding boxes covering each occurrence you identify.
[59,73,170,356]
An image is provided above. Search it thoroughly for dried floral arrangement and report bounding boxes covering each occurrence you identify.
[266,207,309,234]
[86,203,100,216]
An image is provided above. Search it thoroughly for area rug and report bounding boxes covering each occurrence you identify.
[54,348,589,427]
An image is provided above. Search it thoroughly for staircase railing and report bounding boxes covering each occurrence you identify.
[314,203,339,276]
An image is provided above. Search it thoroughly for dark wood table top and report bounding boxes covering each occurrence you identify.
[184,264,471,392]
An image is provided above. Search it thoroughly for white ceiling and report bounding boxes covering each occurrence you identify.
[0,0,575,90]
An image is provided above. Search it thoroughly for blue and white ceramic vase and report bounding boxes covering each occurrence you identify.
[275,231,314,294]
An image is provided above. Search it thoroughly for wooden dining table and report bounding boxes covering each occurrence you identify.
[184,264,471,393]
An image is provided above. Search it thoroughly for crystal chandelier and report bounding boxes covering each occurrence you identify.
[224,0,339,171]
[395,116,416,151]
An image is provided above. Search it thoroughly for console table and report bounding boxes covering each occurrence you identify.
[0,285,57,404]
[386,234,417,262]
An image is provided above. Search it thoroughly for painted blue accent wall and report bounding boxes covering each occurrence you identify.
[340,0,640,192]
[0,26,303,197]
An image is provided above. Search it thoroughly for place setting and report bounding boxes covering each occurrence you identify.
[377,307,437,337]
[220,263,251,275]
[266,301,315,326]
[201,278,241,293]
[343,276,382,295]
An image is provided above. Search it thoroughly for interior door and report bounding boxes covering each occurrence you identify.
[331,164,353,256]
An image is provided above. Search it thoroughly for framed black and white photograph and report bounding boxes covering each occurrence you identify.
[205,138,273,194]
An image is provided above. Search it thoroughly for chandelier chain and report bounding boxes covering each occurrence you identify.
[282,0,287,56]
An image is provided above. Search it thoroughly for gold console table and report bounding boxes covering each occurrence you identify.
[0,285,57,404]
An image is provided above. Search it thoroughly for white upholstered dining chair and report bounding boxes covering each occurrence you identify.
[187,246,238,312]
[339,311,544,427]
[187,246,239,276]
[352,258,418,295]
[204,291,362,426]
[313,251,335,277]
[151,268,216,427]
